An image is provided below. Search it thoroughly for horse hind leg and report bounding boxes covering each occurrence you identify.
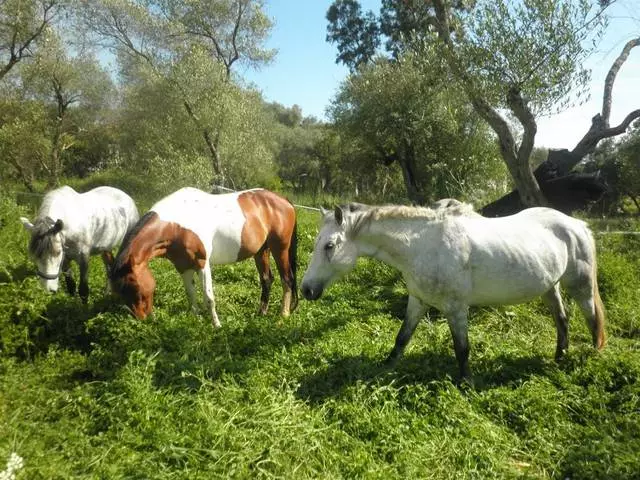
[564,266,606,351]
[542,284,569,361]
[567,284,606,351]
[254,246,274,315]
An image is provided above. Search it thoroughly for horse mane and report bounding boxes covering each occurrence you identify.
[112,211,157,274]
[347,201,476,237]
[28,217,58,259]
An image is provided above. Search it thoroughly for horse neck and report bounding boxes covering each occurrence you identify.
[127,222,175,267]
[353,216,435,270]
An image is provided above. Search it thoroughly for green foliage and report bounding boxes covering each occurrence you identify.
[582,122,640,214]
[2,189,640,478]
[0,99,51,189]
[455,0,606,115]
[0,0,62,80]
[326,0,380,70]
[331,52,508,204]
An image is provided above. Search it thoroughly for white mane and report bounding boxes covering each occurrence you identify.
[343,201,477,237]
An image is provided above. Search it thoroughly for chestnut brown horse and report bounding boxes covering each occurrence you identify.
[109,187,298,327]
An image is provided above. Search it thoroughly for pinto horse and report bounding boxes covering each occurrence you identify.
[109,187,298,327]
[20,186,140,303]
[301,202,606,381]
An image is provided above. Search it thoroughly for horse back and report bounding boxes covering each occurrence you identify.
[150,188,294,265]
[451,208,590,305]
[37,186,138,253]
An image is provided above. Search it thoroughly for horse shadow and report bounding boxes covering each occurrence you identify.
[295,350,554,405]
[12,294,123,359]
[149,309,352,392]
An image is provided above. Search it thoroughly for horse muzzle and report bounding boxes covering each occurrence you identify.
[301,282,324,301]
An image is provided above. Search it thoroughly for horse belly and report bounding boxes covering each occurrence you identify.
[209,222,246,264]
[468,237,567,306]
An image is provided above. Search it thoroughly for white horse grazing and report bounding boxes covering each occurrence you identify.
[21,186,139,303]
[301,202,606,381]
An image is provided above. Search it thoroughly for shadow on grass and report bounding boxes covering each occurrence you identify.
[296,350,554,404]
[8,291,130,361]
[151,310,351,391]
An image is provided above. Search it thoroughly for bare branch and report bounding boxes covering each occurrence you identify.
[602,37,640,126]
[507,86,537,166]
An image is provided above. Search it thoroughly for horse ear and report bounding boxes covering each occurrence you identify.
[334,206,344,226]
[52,219,64,233]
[20,217,34,232]
[320,206,329,217]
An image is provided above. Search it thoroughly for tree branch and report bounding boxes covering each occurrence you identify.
[602,37,640,126]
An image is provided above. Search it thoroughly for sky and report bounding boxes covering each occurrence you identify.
[242,0,640,150]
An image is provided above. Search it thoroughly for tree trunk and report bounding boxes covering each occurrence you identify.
[183,100,224,184]
[398,141,425,204]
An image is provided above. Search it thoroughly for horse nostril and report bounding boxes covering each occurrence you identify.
[302,285,312,299]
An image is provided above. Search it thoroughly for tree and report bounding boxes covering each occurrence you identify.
[482,36,640,215]
[0,98,51,190]
[326,0,472,71]
[326,0,380,70]
[81,0,274,185]
[430,0,615,208]
[330,52,506,204]
[21,32,114,186]
[0,0,62,81]
[115,46,278,192]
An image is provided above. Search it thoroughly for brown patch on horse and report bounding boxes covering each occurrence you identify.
[111,211,207,318]
[236,190,296,260]
[237,190,298,315]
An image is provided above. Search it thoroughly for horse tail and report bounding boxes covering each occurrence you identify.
[289,218,299,312]
[591,245,606,350]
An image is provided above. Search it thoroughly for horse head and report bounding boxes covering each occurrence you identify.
[21,216,65,293]
[109,260,156,319]
[301,205,360,301]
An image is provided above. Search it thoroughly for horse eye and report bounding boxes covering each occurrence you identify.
[324,242,335,252]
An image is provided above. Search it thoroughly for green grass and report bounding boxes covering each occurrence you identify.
[1,188,640,479]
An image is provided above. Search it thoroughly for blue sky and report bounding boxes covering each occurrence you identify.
[241,0,380,120]
[242,0,639,149]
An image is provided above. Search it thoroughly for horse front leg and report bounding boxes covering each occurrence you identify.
[446,307,471,383]
[181,269,198,314]
[101,251,114,296]
[62,257,76,296]
[384,295,427,367]
[198,264,220,329]
[78,254,90,304]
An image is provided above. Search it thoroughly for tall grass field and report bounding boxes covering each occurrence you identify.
[1,183,639,479]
